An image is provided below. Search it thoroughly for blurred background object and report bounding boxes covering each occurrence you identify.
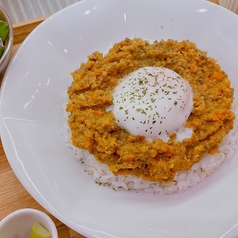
[219,0,238,14]
[0,0,80,23]
[0,0,237,25]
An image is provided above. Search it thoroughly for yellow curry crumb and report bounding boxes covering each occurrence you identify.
[66,38,235,183]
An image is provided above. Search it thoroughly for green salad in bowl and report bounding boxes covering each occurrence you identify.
[0,5,13,75]
[0,19,9,57]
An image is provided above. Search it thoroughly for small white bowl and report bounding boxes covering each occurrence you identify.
[0,208,58,238]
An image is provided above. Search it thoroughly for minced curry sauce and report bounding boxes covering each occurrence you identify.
[66,38,235,183]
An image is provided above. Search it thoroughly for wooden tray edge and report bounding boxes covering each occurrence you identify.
[13,15,49,46]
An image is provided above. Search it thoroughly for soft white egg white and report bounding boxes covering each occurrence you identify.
[112,67,193,141]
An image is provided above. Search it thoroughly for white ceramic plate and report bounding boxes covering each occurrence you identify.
[1,0,238,237]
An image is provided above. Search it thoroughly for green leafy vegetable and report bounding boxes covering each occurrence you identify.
[0,20,9,57]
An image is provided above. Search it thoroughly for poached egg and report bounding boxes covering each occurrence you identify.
[112,67,193,141]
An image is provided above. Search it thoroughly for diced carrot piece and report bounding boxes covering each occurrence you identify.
[212,72,223,80]
[138,135,145,140]
[206,83,211,88]
[94,110,102,116]
[94,69,103,76]
[124,154,135,160]
[225,81,231,87]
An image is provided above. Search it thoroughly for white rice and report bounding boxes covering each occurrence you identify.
[64,100,238,195]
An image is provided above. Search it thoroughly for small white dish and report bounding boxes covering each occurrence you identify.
[0,208,58,238]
